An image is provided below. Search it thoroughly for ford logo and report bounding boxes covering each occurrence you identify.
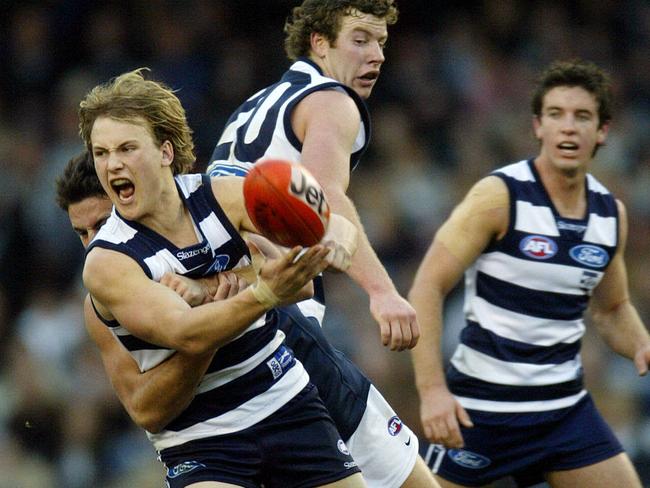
[448,449,491,469]
[569,244,609,268]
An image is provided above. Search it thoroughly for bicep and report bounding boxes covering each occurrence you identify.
[589,200,630,315]
[294,90,359,193]
[83,249,191,348]
[435,176,509,270]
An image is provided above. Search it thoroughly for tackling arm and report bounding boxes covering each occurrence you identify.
[84,294,213,433]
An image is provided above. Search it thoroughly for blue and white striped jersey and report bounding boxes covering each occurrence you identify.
[87,173,309,451]
[448,159,619,413]
[208,57,370,177]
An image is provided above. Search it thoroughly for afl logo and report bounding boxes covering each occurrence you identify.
[448,449,491,469]
[569,244,609,268]
[387,416,403,436]
[520,235,557,259]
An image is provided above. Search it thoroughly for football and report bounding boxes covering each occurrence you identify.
[243,159,330,248]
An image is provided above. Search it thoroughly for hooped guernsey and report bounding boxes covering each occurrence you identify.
[87,173,309,451]
[447,158,619,413]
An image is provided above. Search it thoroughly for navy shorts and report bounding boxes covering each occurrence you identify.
[421,394,624,487]
[161,384,360,487]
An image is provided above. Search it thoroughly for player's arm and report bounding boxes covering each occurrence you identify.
[588,200,650,375]
[83,241,330,355]
[83,294,214,433]
[408,176,509,448]
[293,89,417,351]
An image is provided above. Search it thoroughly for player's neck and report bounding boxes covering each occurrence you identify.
[535,157,587,219]
[138,185,200,247]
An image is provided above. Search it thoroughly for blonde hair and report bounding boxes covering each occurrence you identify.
[79,68,195,174]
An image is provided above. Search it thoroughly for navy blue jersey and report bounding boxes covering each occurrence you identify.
[448,159,619,413]
[88,174,309,451]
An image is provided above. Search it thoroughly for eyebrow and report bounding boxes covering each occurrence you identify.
[92,140,139,151]
[351,27,388,41]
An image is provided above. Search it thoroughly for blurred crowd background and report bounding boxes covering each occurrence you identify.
[0,1,648,487]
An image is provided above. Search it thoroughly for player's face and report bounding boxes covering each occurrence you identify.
[533,86,608,175]
[319,11,388,99]
[91,116,173,221]
[68,196,112,248]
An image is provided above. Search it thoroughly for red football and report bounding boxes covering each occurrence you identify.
[243,159,330,247]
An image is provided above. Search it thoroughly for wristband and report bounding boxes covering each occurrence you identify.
[251,278,280,308]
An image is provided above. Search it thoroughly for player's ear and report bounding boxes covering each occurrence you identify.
[161,140,174,167]
[310,32,329,58]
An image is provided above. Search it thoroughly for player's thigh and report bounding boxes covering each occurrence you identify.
[401,456,441,488]
[318,472,366,487]
[433,475,482,488]
[186,482,243,487]
[546,452,641,488]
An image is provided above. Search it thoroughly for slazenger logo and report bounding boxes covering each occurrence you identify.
[176,244,210,260]
[167,460,206,479]
[387,415,403,436]
[569,244,609,268]
[448,449,491,469]
[520,235,557,259]
[289,166,330,218]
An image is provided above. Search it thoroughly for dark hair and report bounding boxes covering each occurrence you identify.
[531,59,612,127]
[55,150,107,211]
[284,0,398,61]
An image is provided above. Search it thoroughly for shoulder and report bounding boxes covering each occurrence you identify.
[210,175,246,227]
[297,89,360,119]
[83,247,142,298]
[447,175,510,239]
[463,175,510,210]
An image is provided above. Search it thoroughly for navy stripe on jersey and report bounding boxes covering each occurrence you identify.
[461,321,581,365]
[166,344,297,431]
[476,271,589,321]
[447,366,584,403]
[203,313,278,373]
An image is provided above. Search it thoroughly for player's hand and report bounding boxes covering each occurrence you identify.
[419,385,473,449]
[369,291,420,351]
[320,214,358,272]
[250,241,330,307]
[633,343,650,376]
[212,271,247,301]
[160,272,211,306]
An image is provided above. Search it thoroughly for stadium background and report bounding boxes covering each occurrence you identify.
[0,1,648,486]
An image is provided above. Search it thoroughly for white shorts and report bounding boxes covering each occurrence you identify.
[346,385,418,488]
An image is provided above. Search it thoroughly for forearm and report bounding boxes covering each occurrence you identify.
[408,286,448,392]
[165,287,269,355]
[124,351,215,433]
[327,190,396,296]
[591,300,650,360]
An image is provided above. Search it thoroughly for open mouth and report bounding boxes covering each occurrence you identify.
[359,71,379,82]
[557,142,579,155]
[111,178,135,203]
